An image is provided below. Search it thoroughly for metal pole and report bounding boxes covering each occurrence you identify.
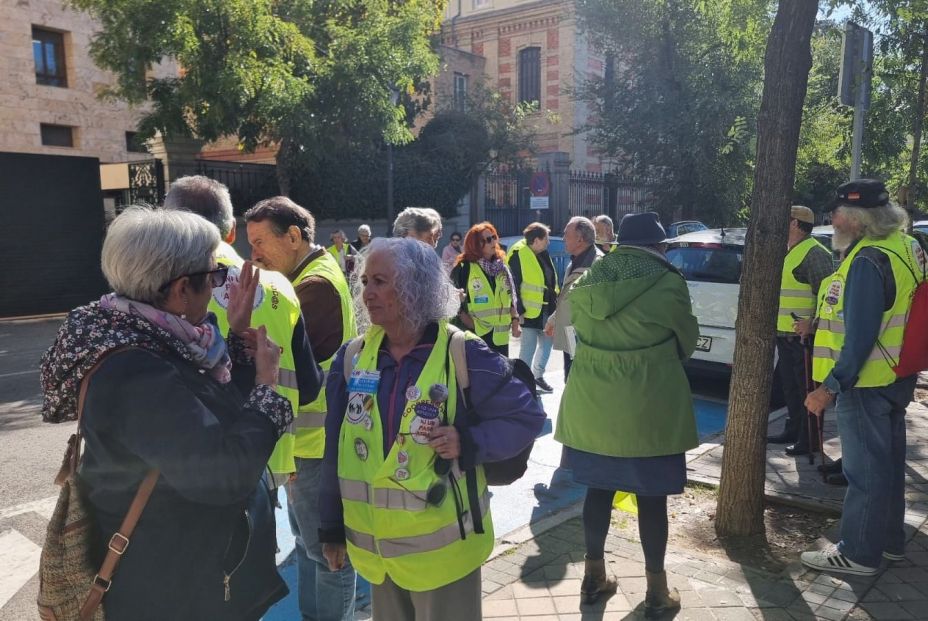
[386,142,394,237]
[850,101,864,180]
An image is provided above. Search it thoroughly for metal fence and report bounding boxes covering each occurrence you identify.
[171,160,279,214]
[569,171,659,221]
[484,169,554,236]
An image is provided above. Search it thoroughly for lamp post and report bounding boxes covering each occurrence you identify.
[386,85,400,236]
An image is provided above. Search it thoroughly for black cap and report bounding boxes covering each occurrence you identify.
[617,212,667,246]
[826,179,890,212]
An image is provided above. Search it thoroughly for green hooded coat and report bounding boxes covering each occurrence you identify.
[554,246,700,457]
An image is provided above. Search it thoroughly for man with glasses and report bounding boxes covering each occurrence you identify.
[163,176,322,480]
[244,196,359,621]
[442,232,463,273]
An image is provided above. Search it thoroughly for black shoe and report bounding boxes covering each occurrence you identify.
[535,377,554,394]
[785,444,817,457]
[826,473,848,486]
[767,432,796,444]
[818,460,842,475]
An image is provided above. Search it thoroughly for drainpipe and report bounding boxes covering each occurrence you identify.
[450,0,462,48]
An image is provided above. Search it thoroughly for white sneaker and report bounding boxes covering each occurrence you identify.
[883,551,905,562]
[801,547,879,576]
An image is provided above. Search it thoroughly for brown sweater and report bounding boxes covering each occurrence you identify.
[288,247,344,362]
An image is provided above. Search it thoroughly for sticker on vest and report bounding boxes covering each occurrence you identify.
[470,278,483,292]
[405,385,421,401]
[912,240,928,272]
[354,438,369,461]
[825,279,842,306]
[394,468,410,481]
[346,392,374,425]
[211,265,265,310]
[409,402,440,444]
[428,383,449,403]
[397,450,409,465]
[474,295,490,304]
[348,369,380,394]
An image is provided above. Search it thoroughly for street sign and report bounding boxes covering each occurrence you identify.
[529,171,549,210]
[839,22,873,111]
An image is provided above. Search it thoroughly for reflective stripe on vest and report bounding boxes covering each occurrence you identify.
[812,232,923,387]
[466,262,512,346]
[338,323,493,591]
[213,242,300,474]
[293,251,357,458]
[345,492,490,558]
[777,237,830,332]
[505,240,557,319]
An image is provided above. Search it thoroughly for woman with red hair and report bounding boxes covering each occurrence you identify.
[450,222,521,355]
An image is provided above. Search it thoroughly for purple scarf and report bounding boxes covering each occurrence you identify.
[478,257,518,308]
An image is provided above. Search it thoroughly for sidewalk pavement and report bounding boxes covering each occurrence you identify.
[473,395,928,620]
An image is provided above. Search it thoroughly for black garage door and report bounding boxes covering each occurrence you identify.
[0,152,109,317]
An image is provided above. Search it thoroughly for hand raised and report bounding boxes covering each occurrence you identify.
[228,261,260,336]
[254,325,281,387]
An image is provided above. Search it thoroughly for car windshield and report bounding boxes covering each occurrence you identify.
[666,245,743,284]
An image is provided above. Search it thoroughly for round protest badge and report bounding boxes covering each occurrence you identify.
[346,393,367,425]
[211,265,265,309]
[354,438,369,461]
[394,468,410,481]
[409,402,440,445]
[363,416,373,430]
[397,450,409,465]
[470,278,483,292]
[405,385,421,402]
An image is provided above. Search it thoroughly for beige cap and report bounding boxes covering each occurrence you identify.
[790,205,815,224]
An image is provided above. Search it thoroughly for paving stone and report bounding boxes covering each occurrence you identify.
[811,604,849,621]
[876,582,925,602]
[485,584,514,600]
[673,608,716,621]
[514,596,557,616]
[807,582,838,597]
[887,567,928,583]
[618,577,648,594]
[546,579,582,598]
[898,599,928,617]
[712,608,758,621]
[861,601,916,619]
[483,598,519,618]
[511,580,549,598]
[697,589,741,607]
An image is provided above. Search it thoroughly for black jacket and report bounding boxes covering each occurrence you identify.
[80,348,287,621]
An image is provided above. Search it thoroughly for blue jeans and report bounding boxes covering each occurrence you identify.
[286,457,356,621]
[519,326,553,378]
[835,377,916,568]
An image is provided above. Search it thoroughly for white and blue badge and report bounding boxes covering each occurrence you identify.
[409,402,440,445]
[354,438,369,461]
[348,369,380,394]
[474,295,490,304]
[405,385,421,401]
[211,265,265,310]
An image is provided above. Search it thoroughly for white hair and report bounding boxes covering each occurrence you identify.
[392,207,442,238]
[592,214,614,229]
[839,203,908,240]
[357,224,372,236]
[163,175,235,237]
[101,206,219,304]
[351,238,459,335]
[567,216,596,244]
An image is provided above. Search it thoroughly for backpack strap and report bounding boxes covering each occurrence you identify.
[342,336,366,384]
[446,325,470,397]
[65,348,160,621]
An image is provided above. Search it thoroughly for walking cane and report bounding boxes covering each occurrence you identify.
[794,313,826,480]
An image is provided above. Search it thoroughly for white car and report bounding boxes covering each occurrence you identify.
[666,228,746,375]
[915,220,928,235]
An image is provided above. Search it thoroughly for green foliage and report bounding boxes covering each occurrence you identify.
[576,0,769,226]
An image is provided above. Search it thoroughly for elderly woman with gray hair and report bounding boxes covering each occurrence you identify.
[318,237,544,621]
[39,207,299,621]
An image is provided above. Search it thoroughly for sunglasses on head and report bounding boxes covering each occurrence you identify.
[159,266,229,292]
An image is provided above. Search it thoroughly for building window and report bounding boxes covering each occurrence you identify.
[40,124,74,147]
[474,0,491,8]
[125,132,148,153]
[518,47,541,105]
[453,73,468,112]
[33,27,67,87]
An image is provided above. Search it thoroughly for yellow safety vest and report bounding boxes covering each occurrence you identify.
[212,242,301,475]
[777,237,831,332]
[506,240,559,320]
[465,262,512,346]
[292,251,357,458]
[812,232,925,387]
[338,322,493,591]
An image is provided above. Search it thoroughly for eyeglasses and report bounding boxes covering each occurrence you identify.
[481,234,498,245]
[450,237,462,243]
[159,266,229,292]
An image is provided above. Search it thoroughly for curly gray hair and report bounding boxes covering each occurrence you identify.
[101,206,219,305]
[351,238,460,334]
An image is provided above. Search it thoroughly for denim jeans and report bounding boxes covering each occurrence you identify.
[835,376,916,568]
[286,457,357,621]
[518,326,553,378]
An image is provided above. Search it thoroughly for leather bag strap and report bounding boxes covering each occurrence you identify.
[68,349,160,621]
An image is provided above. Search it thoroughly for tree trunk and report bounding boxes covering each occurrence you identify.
[275,136,294,197]
[906,29,928,226]
[715,0,817,537]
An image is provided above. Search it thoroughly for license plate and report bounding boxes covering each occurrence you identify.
[695,336,712,352]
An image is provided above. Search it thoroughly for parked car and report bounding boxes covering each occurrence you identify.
[498,235,570,286]
[666,228,745,376]
[811,224,833,251]
[914,220,928,235]
[667,220,708,238]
